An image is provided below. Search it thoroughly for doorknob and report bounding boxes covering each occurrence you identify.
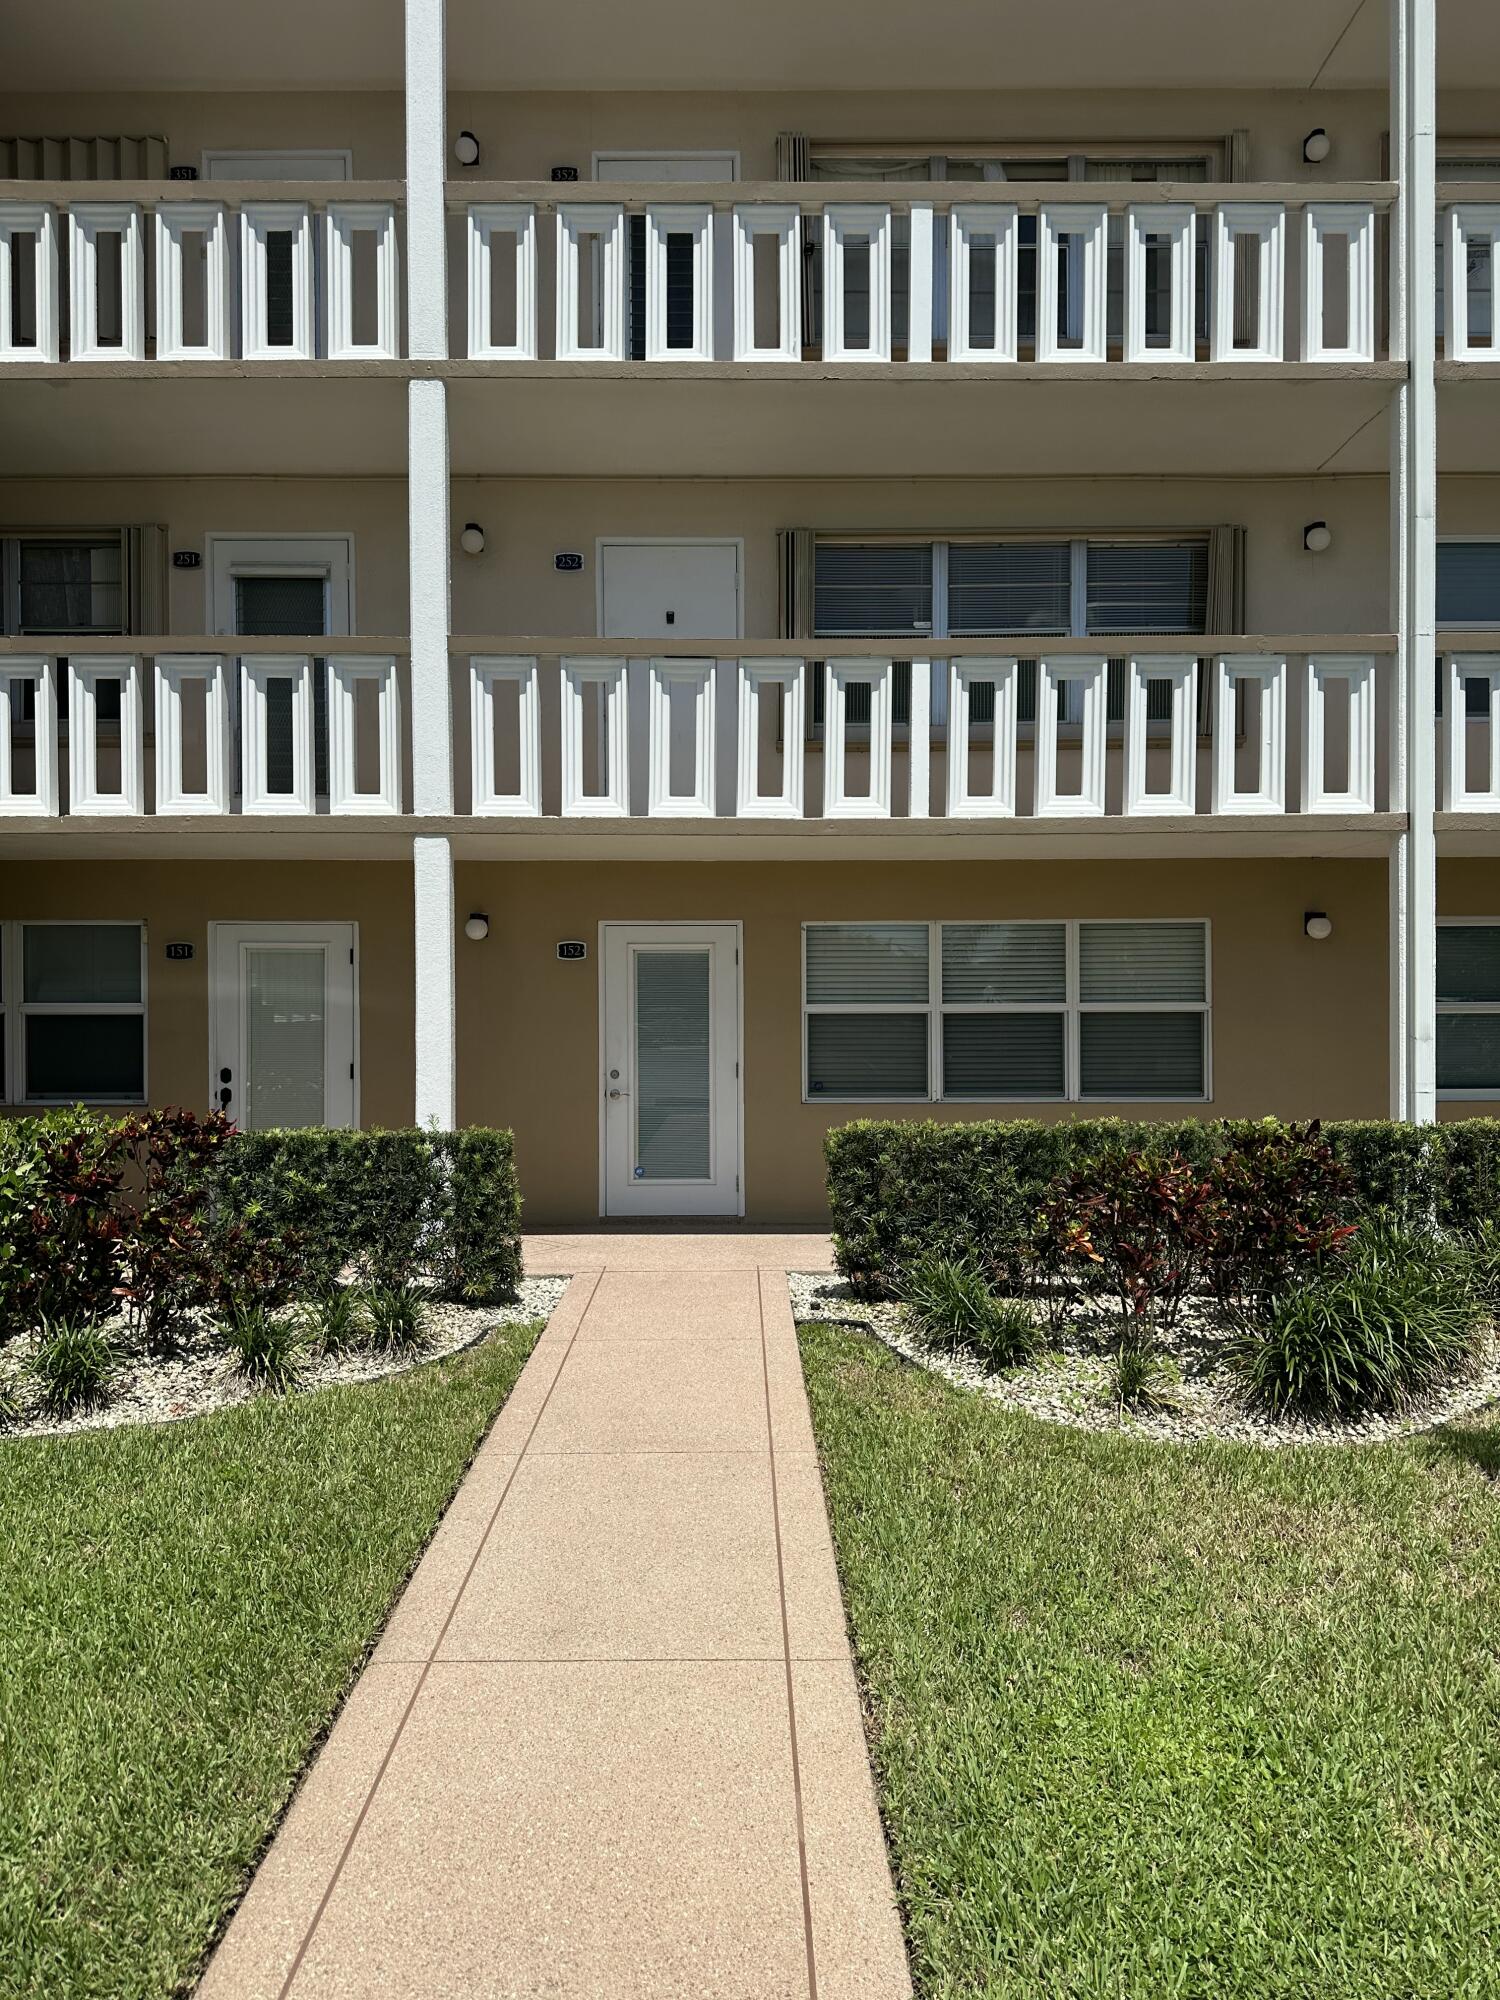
[607,1087,629,1099]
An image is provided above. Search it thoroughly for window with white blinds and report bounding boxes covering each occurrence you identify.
[2,921,146,1104]
[804,919,1208,1101]
[1437,921,1500,1096]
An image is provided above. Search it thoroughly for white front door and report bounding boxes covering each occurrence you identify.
[602,923,741,1217]
[598,539,741,639]
[210,921,358,1130]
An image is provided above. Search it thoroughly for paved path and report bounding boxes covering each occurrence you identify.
[201,1234,911,2000]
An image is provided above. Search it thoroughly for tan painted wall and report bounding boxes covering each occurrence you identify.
[455,856,1392,1223]
[1,862,415,1127]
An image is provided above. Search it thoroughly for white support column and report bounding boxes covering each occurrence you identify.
[413,834,457,1128]
[406,0,456,1127]
[1389,0,1438,1121]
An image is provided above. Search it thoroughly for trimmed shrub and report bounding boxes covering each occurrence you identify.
[113,1109,236,1352]
[1230,1222,1484,1419]
[900,1253,1036,1367]
[1039,1149,1216,1329]
[0,1112,126,1341]
[428,1128,525,1304]
[1203,1122,1356,1318]
[827,1117,1500,1299]
[31,1319,116,1416]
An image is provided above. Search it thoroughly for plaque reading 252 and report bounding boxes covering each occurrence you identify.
[553,551,584,573]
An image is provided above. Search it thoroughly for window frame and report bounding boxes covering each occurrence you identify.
[1,918,148,1107]
[801,917,1212,1105]
[1436,916,1500,1101]
[1436,535,1500,632]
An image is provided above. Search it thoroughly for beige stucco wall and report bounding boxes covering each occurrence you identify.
[1,862,415,1128]
[455,856,1392,1223]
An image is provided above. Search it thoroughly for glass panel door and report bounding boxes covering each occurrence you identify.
[633,947,712,1181]
[243,944,328,1129]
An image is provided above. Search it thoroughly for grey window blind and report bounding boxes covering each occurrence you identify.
[1437,924,1500,1003]
[807,1014,929,1098]
[1437,543,1500,625]
[1086,542,1208,633]
[942,923,1066,1003]
[1079,1013,1204,1097]
[805,923,928,1003]
[943,1014,1065,1098]
[813,544,933,636]
[633,949,712,1179]
[1079,922,1206,1003]
[948,542,1071,634]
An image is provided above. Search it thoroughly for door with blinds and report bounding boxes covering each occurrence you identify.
[209,534,352,803]
[209,921,357,1130]
[601,923,741,1216]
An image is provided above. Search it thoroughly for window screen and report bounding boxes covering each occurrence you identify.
[15,922,145,1102]
[813,545,933,637]
[1437,923,1500,1094]
[1086,542,1207,634]
[1437,543,1500,627]
[948,543,1071,635]
[14,539,123,634]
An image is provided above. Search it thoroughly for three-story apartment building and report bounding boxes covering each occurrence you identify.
[0,0,1494,1222]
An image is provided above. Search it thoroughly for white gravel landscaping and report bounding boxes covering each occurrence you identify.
[2,1276,570,1442]
[789,1271,1500,1448]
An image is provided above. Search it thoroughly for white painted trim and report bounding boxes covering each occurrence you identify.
[3,919,148,1109]
[66,655,143,815]
[1036,205,1107,362]
[907,205,934,366]
[1124,656,1197,815]
[67,202,145,362]
[325,201,401,359]
[239,654,314,814]
[735,658,804,817]
[561,656,629,815]
[1210,655,1288,814]
[1211,204,1286,362]
[1444,204,1500,361]
[644,204,714,362]
[822,206,892,363]
[647,657,716,814]
[1035,657,1107,814]
[594,535,745,640]
[407,378,453,815]
[948,205,1018,362]
[1441,653,1500,809]
[0,203,59,363]
[731,203,801,363]
[1302,654,1377,812]
[154,654,232,815]
[470,655,542,815]
[239,202,315,360]
[824,659,894,817]
[0,658,58,815]
[1301,202,1376,362]
[155,201,232,361]
[591,150,742,177]
[555,204,625,360]
[1124,204,1195,364]
[326,654,402,813]
[208,918,359,1130]
[466,203,538,359]
[403,0,447,361]
[946,658,1018,817]
[412,834,454,1128]
[202,149,353,179]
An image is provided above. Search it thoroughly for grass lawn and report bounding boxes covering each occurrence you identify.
[800,1321,1500,2000]
[0,1321,541,2000]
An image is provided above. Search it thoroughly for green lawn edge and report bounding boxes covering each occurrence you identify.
[799,1320,1500,2000]
[0,1320,543,2000]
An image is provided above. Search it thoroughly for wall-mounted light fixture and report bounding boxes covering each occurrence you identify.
[1302,128,1332,164]
[1303,520,1333,554]
[464,912,490,942]
[454,130,481,167]
[1304,911,1333,941]
[459,522,486,556]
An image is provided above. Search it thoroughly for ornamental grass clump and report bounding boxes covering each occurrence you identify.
[900,1252,1036,1367]
[1231,1218,1484,1420]
[300,1282,372,1357]
[364,1281,430,1356]
[221,1306,305,1393]
[31,1319,116,1416]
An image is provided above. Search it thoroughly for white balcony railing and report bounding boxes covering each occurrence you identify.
[458,182,1397,367]
[0,184,403,363]
[0,644,405,817]
[458,640,1399,823]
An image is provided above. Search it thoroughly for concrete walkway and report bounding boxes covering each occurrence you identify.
[200,1235,911,2000]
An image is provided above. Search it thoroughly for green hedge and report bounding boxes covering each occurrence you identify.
[202,1127,523,1303]
[826,1117,1500,1297]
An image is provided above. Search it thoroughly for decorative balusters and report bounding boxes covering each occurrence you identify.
[239,203,315,359]
[0,204,59,362]
[240,654,315,813]
[555,205,626,360]
[66,657,144,814]
[560,657,629,813]
[1124,205,1196,364]
[948,207,1019,363]
[1124,657,1197,814]
[1035,657,1108,814]
[327,654,402,812]
[1301,204,1376,362]
[1036,206,1107,363]
[0,659,58,815]
[647,658,716,812]
[821,207,892,363]
[1301,655,1376,811]
[823,660,893,815]
[734,658,804,815]
[155,203,231,360]
[1441,655,1500,810]
[731,205,801,362]
[467,205,538,359]
[325,203,401,360]
[1211,656,1287,813]
[1446,206,1500,360]
[470,655,542,814]
[67,203,145,361]
[644,205,714,361]
[154,655,232,813]
[946,659,1019,817]
[1211,205,1286,361]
